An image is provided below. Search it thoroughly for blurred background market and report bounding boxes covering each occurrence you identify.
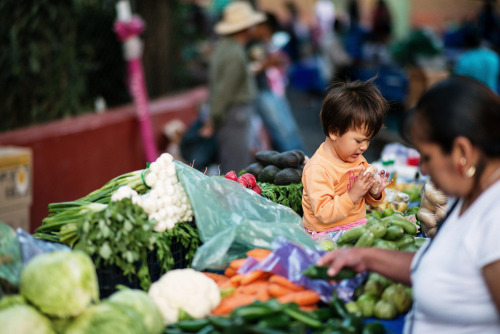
[0,0,499,233]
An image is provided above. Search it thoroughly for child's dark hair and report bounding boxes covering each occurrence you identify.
[320,79,388,138]
[404,75,500,157]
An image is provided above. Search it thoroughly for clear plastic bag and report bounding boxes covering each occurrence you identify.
[417,181,448,237]
[174,161,319,271]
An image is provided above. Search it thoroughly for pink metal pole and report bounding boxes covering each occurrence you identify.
[114,1,158,162]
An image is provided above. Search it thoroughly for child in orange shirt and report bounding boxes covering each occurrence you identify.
[302,79,393,243]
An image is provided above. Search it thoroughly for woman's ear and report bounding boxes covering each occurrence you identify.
[452,136,476,175]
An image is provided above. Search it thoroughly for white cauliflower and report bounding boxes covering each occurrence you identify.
[148,268,221,325]
[143,153,194,232]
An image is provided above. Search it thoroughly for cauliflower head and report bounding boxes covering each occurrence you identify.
[148,268,221,324]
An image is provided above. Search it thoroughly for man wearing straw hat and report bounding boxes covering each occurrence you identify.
[200,1,266,174]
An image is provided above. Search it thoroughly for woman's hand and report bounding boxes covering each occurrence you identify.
[318,247,415,286]
[348,168,376,203]
[317,247,368,277]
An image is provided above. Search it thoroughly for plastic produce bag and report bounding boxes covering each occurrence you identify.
[237,236,367,303]
[16,228,70,265]
[417,180,448,237]
[174,161,319,270]
[1,224,71,296]
[0,223,23,291]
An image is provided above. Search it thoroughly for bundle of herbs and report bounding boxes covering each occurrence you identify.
[259,182,304,216]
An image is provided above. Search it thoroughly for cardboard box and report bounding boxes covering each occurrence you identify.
[0,202,30,232]
[0,146,32,231]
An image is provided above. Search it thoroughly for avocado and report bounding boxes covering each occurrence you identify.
[257,165,281,183]
[291,150,306,164]
[255,150,280,166]
[245,162,264,177]
[274,151,301,169]
[274,168,302,185]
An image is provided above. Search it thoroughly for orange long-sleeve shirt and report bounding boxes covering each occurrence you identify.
[302,143,385,232]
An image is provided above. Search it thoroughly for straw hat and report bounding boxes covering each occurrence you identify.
[215,1,266,35]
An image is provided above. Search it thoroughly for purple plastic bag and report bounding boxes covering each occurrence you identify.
[238,236,367,303]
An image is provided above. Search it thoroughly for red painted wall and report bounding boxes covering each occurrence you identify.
[0,87,208,233]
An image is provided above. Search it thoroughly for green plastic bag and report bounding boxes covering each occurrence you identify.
[174,161,319,270]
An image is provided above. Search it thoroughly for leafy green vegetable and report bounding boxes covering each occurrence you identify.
[63,302,147,334]
[72,198,157,290]
[19,250,99,318]
[0,304,55,334]
[154,221,200,273]
[259,182,303,215]
[108,289,164,334]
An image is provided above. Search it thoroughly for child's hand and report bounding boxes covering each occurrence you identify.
[370,170,393,199]
[348,168,376,203]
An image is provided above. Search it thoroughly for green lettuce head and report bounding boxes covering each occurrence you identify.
[20,250,99,318]
[0,304,55,334]
[108,288,164,334]
[63,302,146,334]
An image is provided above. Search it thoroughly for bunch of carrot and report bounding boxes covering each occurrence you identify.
[203,248,321,316]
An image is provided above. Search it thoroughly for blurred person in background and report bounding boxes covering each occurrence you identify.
[248,12,308,154]
[200,1,266,173]
[454,25,499,93]
[363,0,394,66]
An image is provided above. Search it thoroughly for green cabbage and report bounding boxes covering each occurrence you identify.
[0,304,55,334]
[20,250,99,318]
[63,302,147,334]
[108,289,164,334]
[0,294,26,311]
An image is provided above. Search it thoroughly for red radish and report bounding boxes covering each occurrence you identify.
[241,173,257,188]
[225,170,238,181]
[237,176,248,187]
[252,184,262,195]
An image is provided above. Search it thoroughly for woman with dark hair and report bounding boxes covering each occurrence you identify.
[318,76,500,333]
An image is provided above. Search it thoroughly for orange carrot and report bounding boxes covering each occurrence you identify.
[255,288,271,302]
[230,274,244,285]
[240,270,266,286]
[277,290,321,306]
[299,304,319,312]
[236,280,270,295]
[246,248,272,261]
[269,275,305,291]
[229,258,247,270]
[219,279,238,290]
[268,283,296,297]
[211,294,257,315]
[202,272,229,285]
[224,266,237,278]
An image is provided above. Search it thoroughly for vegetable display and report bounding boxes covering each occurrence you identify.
[33,153,200,292]
[346,273,413,320]
[336,212,421,252]
[0,249,164,334]
[0,146,434,332]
